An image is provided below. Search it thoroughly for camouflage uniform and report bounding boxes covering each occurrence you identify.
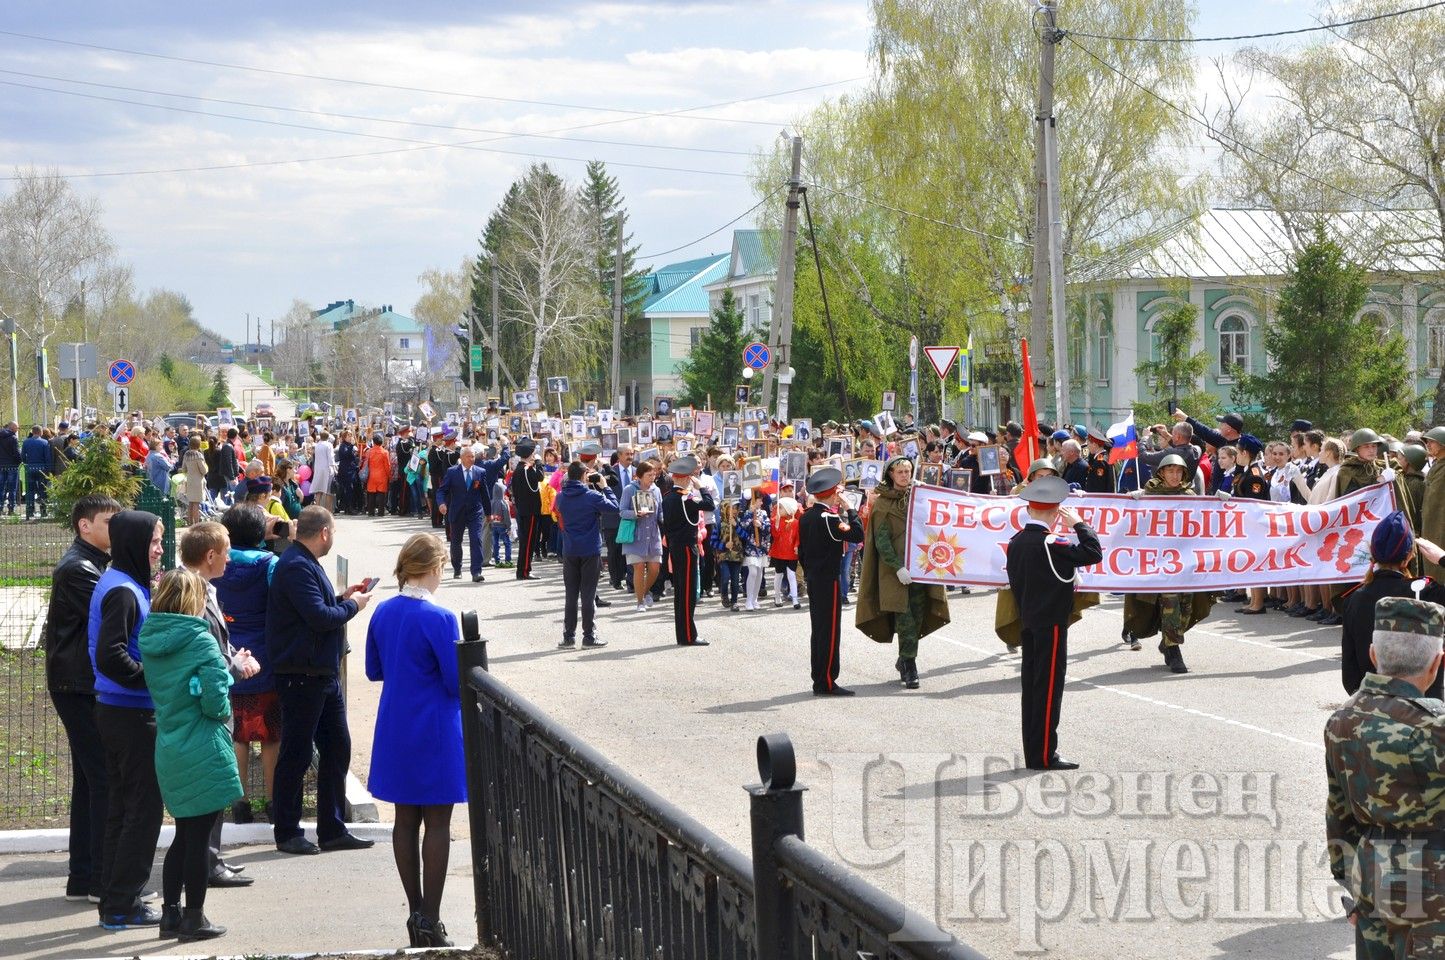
[1325,599,1445,959]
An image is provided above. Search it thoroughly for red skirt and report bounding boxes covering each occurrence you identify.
[231,691,282,744]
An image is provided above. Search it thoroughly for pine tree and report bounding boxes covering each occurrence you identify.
[208,368,230,408]
[678,290,748,411]
[578,161,649,370]
[158,353,176,382]
[1234,225,1414,433]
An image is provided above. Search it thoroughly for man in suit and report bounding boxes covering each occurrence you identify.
[798,467,864,695]
[660,456,714,646]
[437,445,490,582]
[1004,476,1103,771]
[602,446,636,592]
[510,439,545,580]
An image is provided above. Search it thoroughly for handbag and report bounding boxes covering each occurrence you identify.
[617,518,637,544]
[359,461,370,484]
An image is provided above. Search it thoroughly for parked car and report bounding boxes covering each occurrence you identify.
[254,401,275,417]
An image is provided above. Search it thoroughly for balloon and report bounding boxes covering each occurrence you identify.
[297,464,312,482]
[300,480,311,497]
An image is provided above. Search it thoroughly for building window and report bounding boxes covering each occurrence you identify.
[1069,330,1086,380]
[1359,309,1388,332]
[1095,330,1111,382]
[748,294,761,330]
[1218,314,1249,376]
[690,326,707,348]
[1427,321,1445,372]
[398,337,410,350]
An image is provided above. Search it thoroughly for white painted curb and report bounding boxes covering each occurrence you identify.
[0,820,392,855]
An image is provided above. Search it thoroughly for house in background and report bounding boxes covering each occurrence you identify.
[313,299,427,381]
[965,208,1445,432]
[620,254,730,414]
[704,229,778,337]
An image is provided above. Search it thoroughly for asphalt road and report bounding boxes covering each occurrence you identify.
[221,364,295,419]
[330,513,1355,960]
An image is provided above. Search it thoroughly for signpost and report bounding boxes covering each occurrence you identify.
[108,358,136,386]
[113,385,129,414]
[743,341,771,370]
[60,342,98,414]
[907,336,919,426]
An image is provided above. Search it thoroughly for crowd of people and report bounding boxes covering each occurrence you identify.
[24,394,1445,951]
[42,494,460,946]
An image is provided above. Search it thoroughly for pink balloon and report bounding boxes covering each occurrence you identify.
[297,464,312,482]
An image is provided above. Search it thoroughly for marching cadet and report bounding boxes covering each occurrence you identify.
[510,439,545,581]
[659,455,713,647]
[1326,596,1445,959]
[1003,475,1102,770]
[1122,454,1215,673]
[798,467,864,696]
[1083,428,1115,493]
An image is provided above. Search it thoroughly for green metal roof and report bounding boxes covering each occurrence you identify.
[314,299,420,333]
[643,254,730,315]
[731,229,777,279]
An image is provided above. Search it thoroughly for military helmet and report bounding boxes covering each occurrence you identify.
[1349,427,1382,451]
[1157,453,1188,471]
[1424,426,1445,446]
[1400,444,1428,471]
[1026,458,1057,480]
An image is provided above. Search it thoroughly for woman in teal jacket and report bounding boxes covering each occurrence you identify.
[138,568,242,943]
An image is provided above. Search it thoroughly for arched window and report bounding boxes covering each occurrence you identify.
[1218,314,1250,375]
[1359,309,1388,332]
[1427,315,1445,373]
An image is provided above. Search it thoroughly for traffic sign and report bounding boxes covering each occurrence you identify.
[108,359,136,385]
[546,376,571,394]
[59,343,98,380]
[113,386,129,414]
[958,347,971,394]
[743,341,771,370]
[469,345,484,372]
[923,345,960,380]
[908,336,919,371]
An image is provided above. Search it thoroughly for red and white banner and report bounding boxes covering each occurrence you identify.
[904,482,1398,592]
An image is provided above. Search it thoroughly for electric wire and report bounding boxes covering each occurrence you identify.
[1063,0,1445,44]
[636,190,780,259]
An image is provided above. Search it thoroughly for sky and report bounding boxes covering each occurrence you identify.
[0,0,1330,342]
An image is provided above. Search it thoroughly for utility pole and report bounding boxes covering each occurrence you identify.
[1031,1,1060,421]
[245,313,250,361]
[5,316,16,424]
[763,135,803,419]
[490,261,500,395]
[611,214,624,413]
[467,308,475,399]
[1044,116,1071,422]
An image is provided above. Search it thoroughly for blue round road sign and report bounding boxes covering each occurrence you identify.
[743,341,771,370]
[108,359,136,385]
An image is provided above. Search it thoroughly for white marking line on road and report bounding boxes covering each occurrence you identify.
[933,634,1326,752]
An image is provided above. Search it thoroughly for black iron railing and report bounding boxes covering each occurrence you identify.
[458,635,988,960]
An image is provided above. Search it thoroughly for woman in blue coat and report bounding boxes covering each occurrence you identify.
[365,533,464,949]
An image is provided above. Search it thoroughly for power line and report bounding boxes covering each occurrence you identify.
[0,78,754,179]
[0,27,858,128]
[0,67,757,157]
[636,191,780,260]
[1064,0,1444,43]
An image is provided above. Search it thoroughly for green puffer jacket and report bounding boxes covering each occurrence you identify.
[138,611,242,818]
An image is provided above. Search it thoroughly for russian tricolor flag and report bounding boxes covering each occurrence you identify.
[1107,414,1138,464]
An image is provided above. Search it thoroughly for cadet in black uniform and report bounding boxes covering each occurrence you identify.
[1004,475,1103,770]
[798,467,864,696]
[510,439,545,580]
[660,456,714,646]
[1084,428,1116,493]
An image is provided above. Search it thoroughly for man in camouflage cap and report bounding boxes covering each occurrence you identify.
[1326,596,1445,958]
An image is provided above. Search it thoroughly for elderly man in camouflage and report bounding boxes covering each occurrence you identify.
[1326,596,1445,959]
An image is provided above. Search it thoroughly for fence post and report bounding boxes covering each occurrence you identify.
[456,612,493,947]
[748,732,806,960]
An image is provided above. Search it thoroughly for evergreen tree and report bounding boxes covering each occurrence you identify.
[208,367,230,408]
[1234,225,1414,433]
[1131,301,1217,426]
[678,290,748,411]
[47,435,142,521]
[158,353,176,382]
[578,161,649,371]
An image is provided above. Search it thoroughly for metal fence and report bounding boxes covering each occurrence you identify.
[459,636,988,960]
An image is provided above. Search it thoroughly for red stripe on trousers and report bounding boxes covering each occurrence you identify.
[826,581,839,689]
[684,550,693,642]
[1043,625,1060,768]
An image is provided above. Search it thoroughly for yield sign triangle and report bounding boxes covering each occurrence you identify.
[923,345,960,380]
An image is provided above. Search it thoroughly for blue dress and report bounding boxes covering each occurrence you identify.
[365,593,466,805]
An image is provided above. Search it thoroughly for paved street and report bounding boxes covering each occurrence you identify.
[330,513,1354,960]
[221,363,296,419]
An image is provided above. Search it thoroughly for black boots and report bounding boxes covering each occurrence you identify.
[158,904,181,939]
[1159,641,1188,674]
[896,657,920,689]
[177,908,225,941]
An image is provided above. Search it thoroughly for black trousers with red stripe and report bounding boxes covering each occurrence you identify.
[516,513,541,578]
[806,576,842,691]
[1019,622,1069,767]
[669,542,700,645]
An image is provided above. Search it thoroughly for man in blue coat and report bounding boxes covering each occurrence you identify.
[22,425,52,520]
[555,460,619,648]
[437,445,495,583]
[265,506,374,856]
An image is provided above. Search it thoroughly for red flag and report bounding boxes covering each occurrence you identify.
[1019,338,1040,470]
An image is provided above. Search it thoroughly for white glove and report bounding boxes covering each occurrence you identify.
[896,567,913,586]
[1216,489,1231,500]
[1129,489,1145,500]
[1380,467,1397,484]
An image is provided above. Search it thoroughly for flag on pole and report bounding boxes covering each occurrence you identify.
[1018,338,1040,469]
[1106,413,1139,464]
